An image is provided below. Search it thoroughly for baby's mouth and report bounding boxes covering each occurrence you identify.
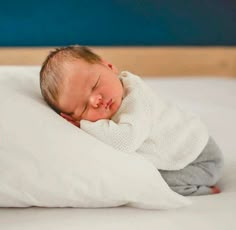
[105,99,113,110]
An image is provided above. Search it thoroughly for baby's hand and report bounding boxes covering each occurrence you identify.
[60,113,80,128]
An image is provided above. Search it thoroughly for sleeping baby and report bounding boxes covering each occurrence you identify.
[40,45,224,196]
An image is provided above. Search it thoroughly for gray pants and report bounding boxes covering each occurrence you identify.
[159,137,224,196]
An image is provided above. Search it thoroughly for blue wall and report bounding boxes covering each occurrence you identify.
[0,0,235,46]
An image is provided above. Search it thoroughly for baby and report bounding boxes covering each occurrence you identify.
[40,45,223,196]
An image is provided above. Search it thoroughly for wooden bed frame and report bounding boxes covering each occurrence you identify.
[0,46,236,77]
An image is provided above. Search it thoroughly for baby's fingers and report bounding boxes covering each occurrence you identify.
[70,120,80,128]
[60,113,80,127]
[60,112,73,121]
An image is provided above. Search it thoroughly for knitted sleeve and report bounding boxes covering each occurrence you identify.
[80,75,152,153]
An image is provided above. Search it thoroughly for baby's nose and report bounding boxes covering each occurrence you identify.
[89,94,103,108]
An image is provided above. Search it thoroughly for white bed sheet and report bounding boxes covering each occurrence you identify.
[0,68,236,230]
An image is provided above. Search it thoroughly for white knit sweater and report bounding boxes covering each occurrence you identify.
[80,71,209,170]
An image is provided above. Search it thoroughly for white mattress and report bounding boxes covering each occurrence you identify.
[0,68,236,230]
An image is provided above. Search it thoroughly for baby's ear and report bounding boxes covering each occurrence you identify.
[101,59,118,74]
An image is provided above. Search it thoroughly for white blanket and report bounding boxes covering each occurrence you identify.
[0,67,236,230]
[0,66,189,210]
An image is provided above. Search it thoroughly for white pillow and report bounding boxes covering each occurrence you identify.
[0,66,190,209]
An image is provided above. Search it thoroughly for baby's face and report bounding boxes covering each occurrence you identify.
[57,59,124,123]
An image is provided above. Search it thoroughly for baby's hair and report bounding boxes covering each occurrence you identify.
[39,45,102,112]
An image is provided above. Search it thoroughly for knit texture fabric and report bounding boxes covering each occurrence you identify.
[80,71,209,170]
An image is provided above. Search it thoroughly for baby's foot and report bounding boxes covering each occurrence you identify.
[211,186,221,194]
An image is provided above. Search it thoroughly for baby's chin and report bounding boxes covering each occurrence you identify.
[91,110,117,122]
[99,112,115,121]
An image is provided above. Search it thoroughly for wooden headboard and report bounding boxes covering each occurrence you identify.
[0,46,236,77]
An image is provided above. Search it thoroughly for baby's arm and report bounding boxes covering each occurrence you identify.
[80,92,152,153]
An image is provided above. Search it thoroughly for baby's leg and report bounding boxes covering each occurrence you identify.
[159,137,224,196]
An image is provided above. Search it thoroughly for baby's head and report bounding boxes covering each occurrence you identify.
[40,45,124,123]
